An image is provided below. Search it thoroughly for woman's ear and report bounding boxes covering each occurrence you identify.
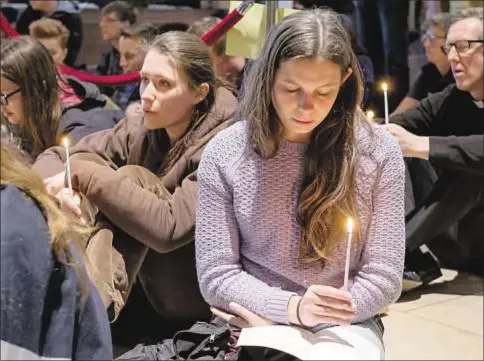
[194,83,210,105]
[342,68,353,84]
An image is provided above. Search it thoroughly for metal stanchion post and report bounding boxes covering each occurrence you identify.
[265,0,277,36]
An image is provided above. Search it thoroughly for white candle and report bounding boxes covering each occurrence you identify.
[343,217,354,290]
[62,137,73,196]
[382,82,389,125]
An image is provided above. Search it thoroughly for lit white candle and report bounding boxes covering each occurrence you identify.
[343,217,354,290]
[62,137,73,196]
[366,110,375,122]
[381,82,389,125]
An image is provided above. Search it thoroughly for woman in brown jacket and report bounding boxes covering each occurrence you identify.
[33,31,237,349]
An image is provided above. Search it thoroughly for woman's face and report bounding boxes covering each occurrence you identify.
[0,76,24,125]
[139,50,208,140]
[271,57,351,143]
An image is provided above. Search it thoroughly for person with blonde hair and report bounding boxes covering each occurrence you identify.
[16,0,83,67]
[29,17,70,65]
[0,137,112,360]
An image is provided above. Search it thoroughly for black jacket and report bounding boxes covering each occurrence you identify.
[390,84,484,175]
[0,184,113,360]
[16,1,83,67]
[408,63,455,101]
[59,77,124,144]
[96,46,122,97]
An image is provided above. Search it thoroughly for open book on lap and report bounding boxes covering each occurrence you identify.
[237,324,384,360]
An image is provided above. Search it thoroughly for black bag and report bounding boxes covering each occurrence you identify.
[117,321,240,360]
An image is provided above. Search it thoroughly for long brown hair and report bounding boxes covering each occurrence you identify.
[236,8,369,263]
[148,31,218,173]
[0,138,91,268]
[1,36,63,157]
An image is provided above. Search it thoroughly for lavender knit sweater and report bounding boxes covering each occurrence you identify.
[195,120,405,325]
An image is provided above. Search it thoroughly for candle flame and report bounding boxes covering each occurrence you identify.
[381,82,388,92]
[366,110,375,121]
[62,137,69,148]
[346,217,354,233]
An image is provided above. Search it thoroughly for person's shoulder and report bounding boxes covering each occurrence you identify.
[356,122,403,167]
[202,120,250,166]
[448,84,474,103]
[1,184,47,228]
[430,82,456,98]
[420,62,438,74]
[0,184,52,270]
[420,83,456,108]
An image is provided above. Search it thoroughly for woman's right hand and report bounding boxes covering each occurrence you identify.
[55,188,86,225]
[44,171,67,196]
[288,285,357,327]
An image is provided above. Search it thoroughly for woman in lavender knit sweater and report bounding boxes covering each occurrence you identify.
[195,8,405,359]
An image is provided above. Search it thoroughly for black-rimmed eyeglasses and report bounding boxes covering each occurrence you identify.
[0,88,21,106]
[441,40,484,55]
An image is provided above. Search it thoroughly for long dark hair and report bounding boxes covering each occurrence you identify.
[236,8,368,263]
[1,36,62,157]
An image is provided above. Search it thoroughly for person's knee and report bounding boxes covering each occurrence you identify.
[70,153,108,166]
[116,165,169,198]
[117,164,146,179]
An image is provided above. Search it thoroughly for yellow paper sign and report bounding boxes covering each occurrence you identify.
[225,1,299,60]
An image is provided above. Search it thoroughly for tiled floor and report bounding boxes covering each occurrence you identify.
[383,269,484,360]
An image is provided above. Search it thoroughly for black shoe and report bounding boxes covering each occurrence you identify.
[403,249,443,292]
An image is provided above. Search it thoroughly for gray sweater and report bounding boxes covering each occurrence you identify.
[195,120,406,326]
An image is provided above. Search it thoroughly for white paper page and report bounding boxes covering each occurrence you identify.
[237,324,383,360]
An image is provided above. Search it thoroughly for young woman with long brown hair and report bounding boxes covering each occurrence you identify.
[196,8,405,359]
[34,31,237,351]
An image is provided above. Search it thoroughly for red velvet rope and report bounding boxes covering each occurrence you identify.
[1,13,140,85]
[1,4,248,86]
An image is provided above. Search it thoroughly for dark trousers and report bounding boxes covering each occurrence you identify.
[404,159,484,275]
[354,0,409,113]
[70,154,210,353]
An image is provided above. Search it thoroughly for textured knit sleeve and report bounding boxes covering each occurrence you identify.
[350,130,406,322]
[195,124,297,325]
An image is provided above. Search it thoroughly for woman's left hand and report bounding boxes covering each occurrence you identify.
[211,302,274,328]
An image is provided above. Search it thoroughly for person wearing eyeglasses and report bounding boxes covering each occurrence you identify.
[0,36,120,159]
[382,7,484,289]
[392,13,455,115]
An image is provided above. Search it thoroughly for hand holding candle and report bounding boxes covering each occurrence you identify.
[381,82,389,125]
[343,217,354,290]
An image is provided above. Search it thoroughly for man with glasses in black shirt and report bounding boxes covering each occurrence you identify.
[393,12,455,115]
[383,7,484,289]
